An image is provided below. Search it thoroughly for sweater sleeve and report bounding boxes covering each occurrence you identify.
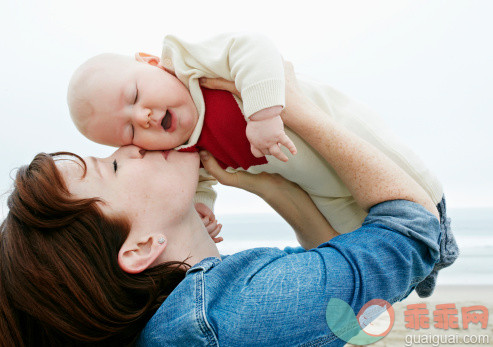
[193,169,218,211]
[162,32,285,118]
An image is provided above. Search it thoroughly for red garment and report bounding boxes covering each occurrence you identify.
[178,87,268,170]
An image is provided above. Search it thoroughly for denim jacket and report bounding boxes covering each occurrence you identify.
[138,200,441,346]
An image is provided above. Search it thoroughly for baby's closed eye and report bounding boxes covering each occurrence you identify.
[133,85,139,104]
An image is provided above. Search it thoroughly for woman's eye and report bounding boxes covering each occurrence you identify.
[113,159,118,173]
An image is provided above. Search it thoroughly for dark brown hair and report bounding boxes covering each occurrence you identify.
[0,152,191,346]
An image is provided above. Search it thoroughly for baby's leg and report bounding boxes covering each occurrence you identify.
[309,194,368,235]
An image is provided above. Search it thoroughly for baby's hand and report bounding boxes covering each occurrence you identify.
[247,106,297,162]
[194,203,223,243]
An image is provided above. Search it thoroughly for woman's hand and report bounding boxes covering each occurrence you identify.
[198,151,285,199]
[200,151,339,249]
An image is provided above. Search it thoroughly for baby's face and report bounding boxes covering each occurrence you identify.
[69,54,198,150]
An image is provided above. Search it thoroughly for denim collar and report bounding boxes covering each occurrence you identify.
[186,256,222,275]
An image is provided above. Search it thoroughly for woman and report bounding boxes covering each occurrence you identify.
[0,63,441,346]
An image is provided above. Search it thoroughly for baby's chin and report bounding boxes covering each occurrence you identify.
[165,131,192,149]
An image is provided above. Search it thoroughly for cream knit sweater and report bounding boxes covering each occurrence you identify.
[161,33,443,234]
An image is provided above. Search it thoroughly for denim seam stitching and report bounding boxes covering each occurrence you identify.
[297,332,340,347]
[195,271,219,346]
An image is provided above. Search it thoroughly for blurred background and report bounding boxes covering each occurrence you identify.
[1,0,492,285]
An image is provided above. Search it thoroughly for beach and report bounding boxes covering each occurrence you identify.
[347,285,493,347]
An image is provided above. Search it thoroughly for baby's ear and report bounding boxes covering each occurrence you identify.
[135,52,161,67]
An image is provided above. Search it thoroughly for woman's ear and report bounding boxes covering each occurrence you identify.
[118,234,167,274]
[135,52,161,67]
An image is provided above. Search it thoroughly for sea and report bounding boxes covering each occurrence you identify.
[215,208,493,286]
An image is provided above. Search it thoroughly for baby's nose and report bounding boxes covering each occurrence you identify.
[136,109,152,128]
[114,145,146,159]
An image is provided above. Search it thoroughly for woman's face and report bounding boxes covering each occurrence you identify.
[58,145,200,231]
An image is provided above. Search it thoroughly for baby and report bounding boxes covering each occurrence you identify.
[67,33,457,298]
[67,53,296,162]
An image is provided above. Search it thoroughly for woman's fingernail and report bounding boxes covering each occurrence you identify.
[199,151,209,160]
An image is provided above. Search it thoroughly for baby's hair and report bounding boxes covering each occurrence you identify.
[67,56,100,133]
[67,90,94,132]
[67,54,129,134]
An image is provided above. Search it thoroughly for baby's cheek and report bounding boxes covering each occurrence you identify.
[136,136,163,151]
[179,115,192,132]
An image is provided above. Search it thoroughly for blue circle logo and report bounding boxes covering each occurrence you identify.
[326,298,395,345]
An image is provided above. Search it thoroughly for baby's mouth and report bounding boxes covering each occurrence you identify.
[161,110,172,131]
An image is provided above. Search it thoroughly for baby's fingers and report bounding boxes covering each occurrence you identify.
[280,134,297,156]
[209,223,222,239]
[202,216,211,225]
[269,144,289,162]
[206,220,218,233]
[213,236,224,244]
[250,145,264,158]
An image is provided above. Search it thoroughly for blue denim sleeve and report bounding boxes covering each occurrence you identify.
[208,200,441,346]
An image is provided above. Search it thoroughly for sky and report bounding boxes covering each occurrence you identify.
[0,0,492,217]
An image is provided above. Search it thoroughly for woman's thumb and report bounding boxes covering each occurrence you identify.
[200,151,221,177]
[199,151,234,186]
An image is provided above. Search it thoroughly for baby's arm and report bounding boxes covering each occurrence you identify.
[163,33,296,161]
[195,202,223,243]
[194,170,223,243]
[195,169,217,207]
